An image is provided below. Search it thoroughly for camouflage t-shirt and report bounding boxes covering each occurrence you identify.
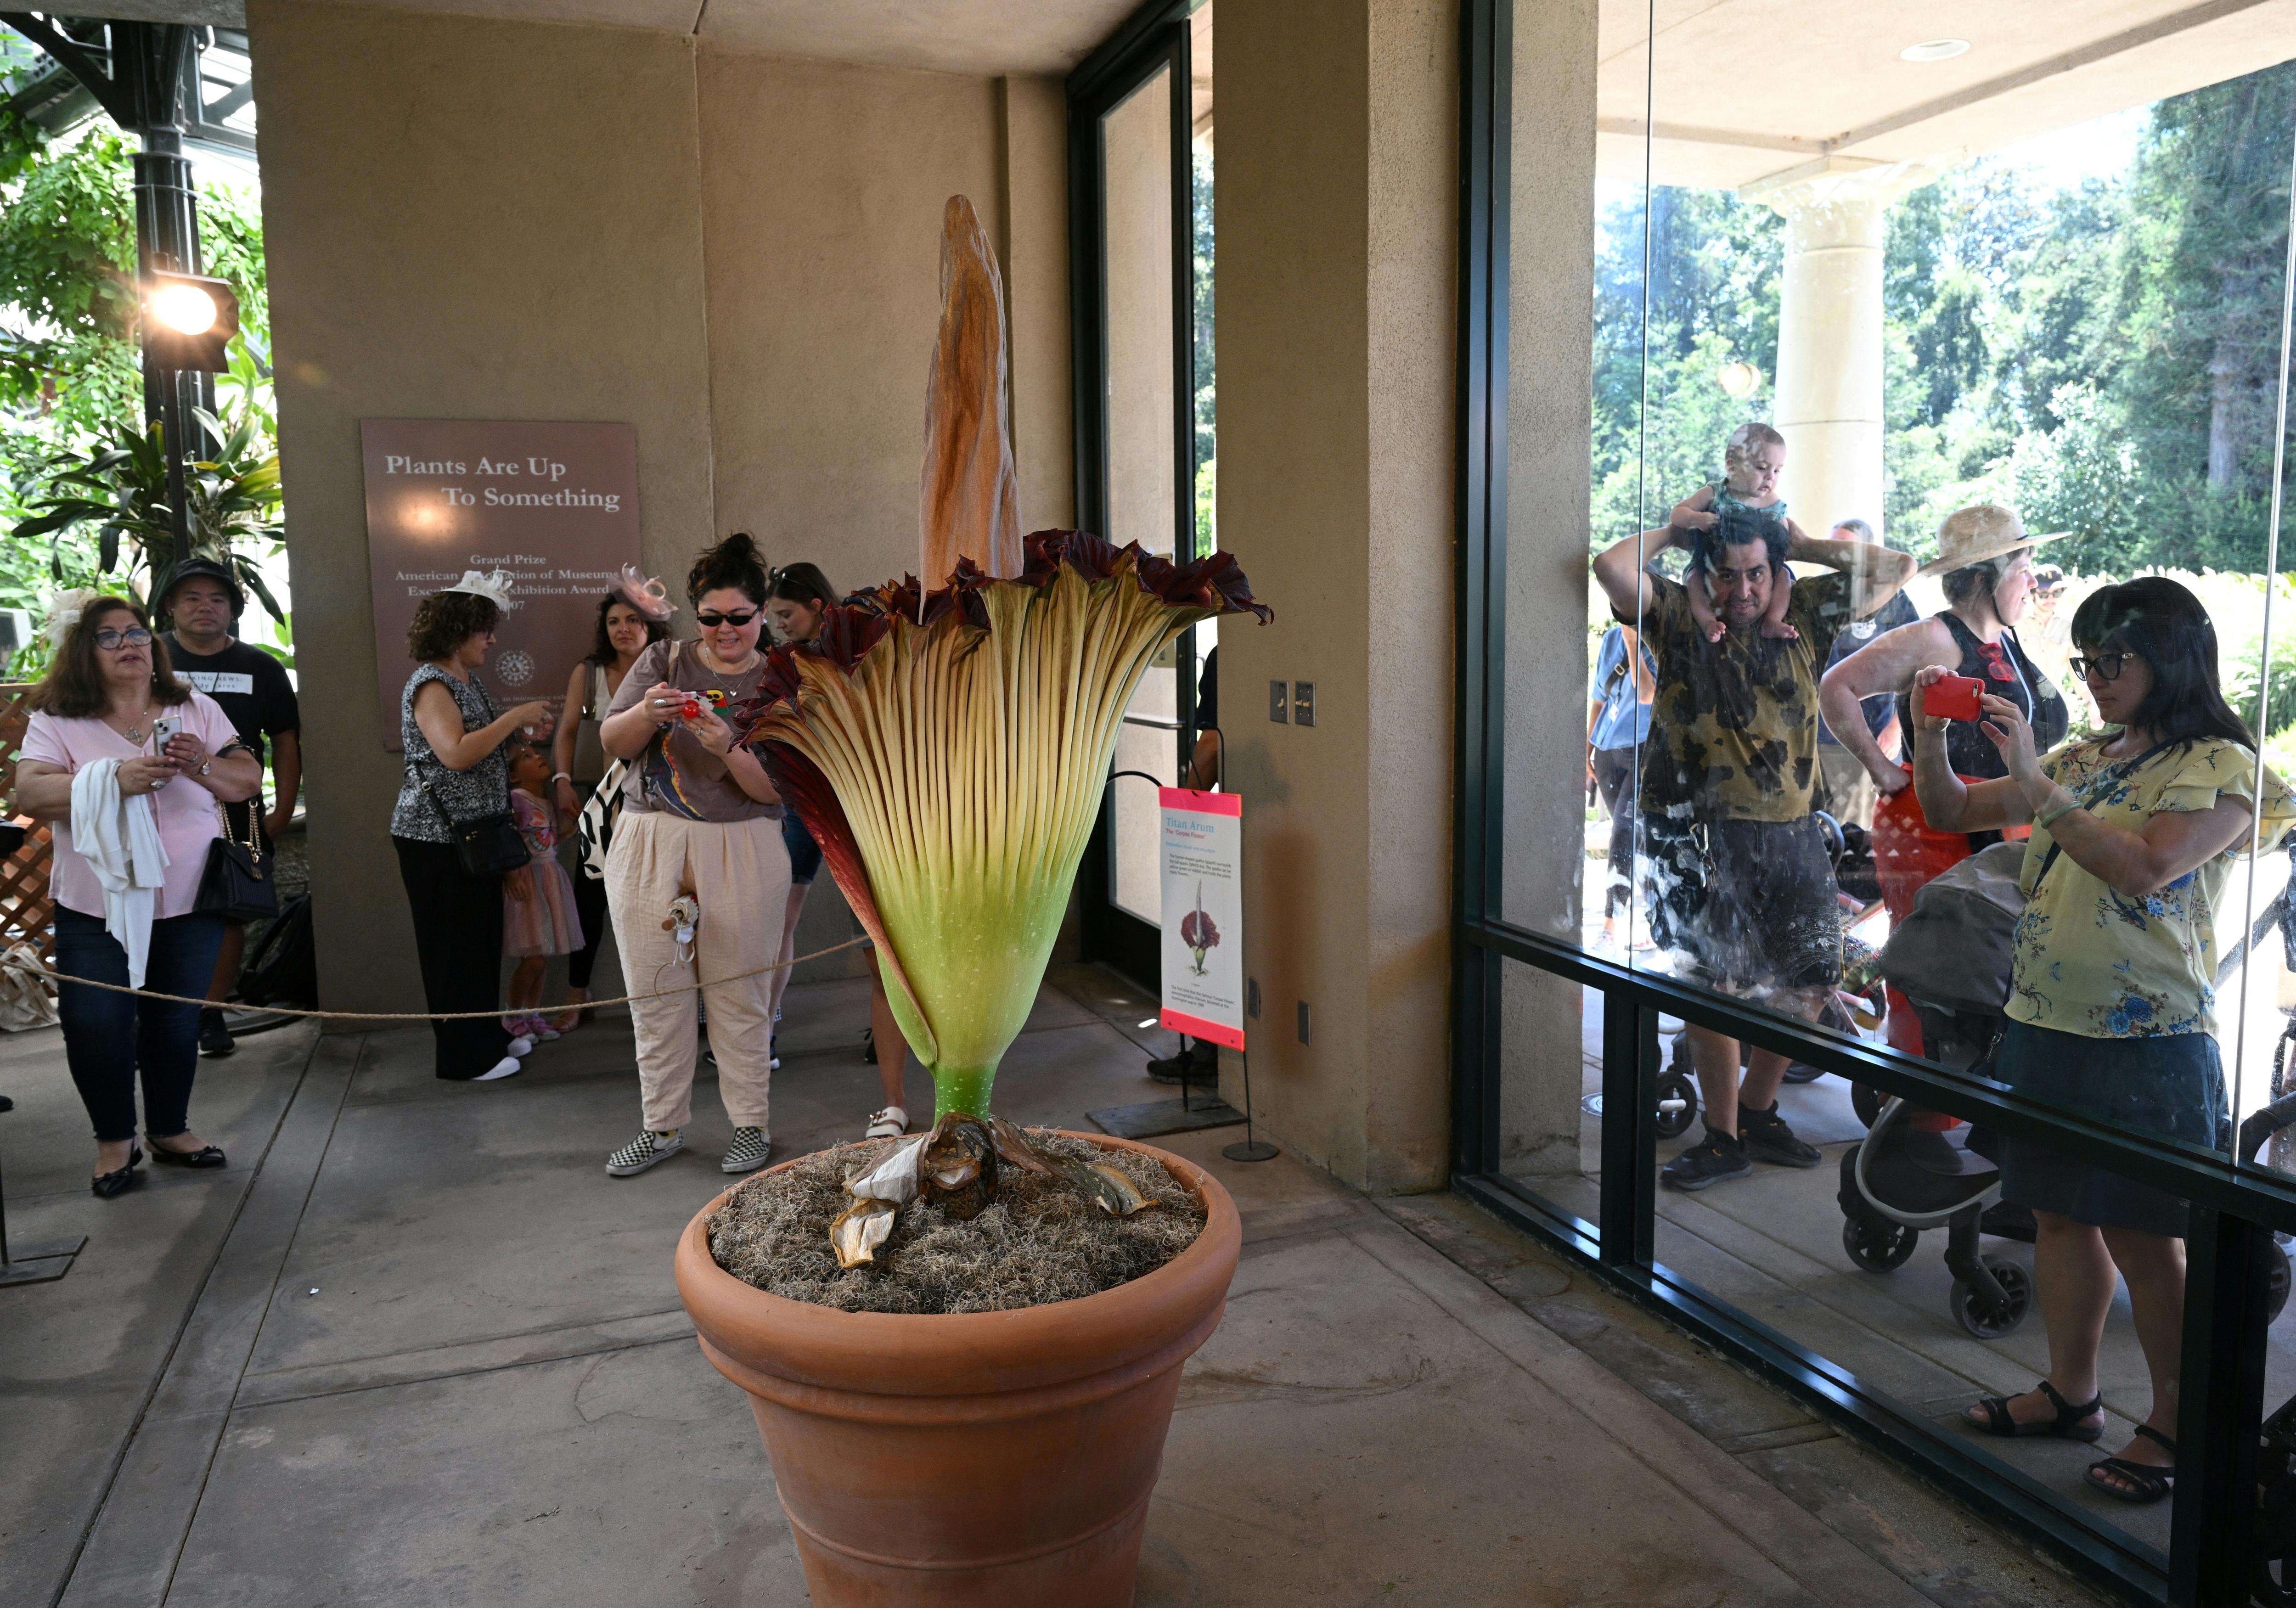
[1627,569,1855,823]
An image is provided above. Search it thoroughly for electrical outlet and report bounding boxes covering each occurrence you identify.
[1247,977,1262,1019]
[1268,679,1288,722]
[1292,681,1316,727]
[1296,1000,1311,1045]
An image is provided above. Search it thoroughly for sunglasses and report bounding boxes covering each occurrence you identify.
[93,627,153,651]
[696,609,759,629]
[2069,652,2129,682]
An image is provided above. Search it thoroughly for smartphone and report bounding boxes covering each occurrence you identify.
[150,714,184,749]
[651,695,703,719]
[1922,674,1984,723]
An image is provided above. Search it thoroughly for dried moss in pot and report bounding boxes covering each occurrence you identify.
[707,1131,1206,1316]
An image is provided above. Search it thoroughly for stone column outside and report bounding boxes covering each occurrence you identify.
[1744,157,1934,544]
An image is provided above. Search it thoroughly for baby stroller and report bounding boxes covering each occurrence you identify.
[1837,843,2038,1336]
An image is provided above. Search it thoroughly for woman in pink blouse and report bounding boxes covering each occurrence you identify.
[13,596,261,1197]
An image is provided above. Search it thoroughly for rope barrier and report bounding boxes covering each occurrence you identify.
[0,934,872,1022]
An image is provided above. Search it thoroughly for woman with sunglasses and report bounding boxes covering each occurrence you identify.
[595,532,791,1179]
[13,595,262,1196]
[1916,577,2295,1507]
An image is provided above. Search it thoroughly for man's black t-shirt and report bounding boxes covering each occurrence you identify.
[162,635,299,765]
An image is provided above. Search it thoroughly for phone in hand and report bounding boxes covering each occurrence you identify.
[150,714,184,750]
[651,695,703,720]
[1922,674,1984,722]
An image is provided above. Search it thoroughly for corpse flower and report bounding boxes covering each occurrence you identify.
[1179,882,1219,975]
[751,529,1268,1123]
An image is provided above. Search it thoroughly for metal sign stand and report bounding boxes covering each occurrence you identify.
[0,1132,85,1287]
[1222,1048,1277,1163]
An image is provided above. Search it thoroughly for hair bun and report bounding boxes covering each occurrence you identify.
[687,531,770,608]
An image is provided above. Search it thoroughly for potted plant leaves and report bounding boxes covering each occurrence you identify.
[673,531,1269,1607]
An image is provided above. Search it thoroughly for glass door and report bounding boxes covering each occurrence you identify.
[1069,5,1207,989]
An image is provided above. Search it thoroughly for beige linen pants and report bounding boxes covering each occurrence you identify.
[605,810,791,1133]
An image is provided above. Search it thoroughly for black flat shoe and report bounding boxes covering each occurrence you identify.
[148,1142,226,1169]
[90,1165,139,1198]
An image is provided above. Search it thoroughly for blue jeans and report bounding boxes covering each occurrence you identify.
[54,905,227,1143]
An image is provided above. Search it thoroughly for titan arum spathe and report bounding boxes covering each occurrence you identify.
[752,529,1267,1122]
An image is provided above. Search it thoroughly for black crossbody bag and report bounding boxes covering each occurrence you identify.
[420,773,529,878]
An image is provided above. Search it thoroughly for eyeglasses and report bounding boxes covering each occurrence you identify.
[93,628,152,651]
[696,609,758,629]
[2070,652,2129,682]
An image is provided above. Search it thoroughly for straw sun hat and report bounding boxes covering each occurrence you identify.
[1912,504,2070,580]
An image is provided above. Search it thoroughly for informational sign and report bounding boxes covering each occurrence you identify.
[1158,788,1244,1050]
[361,419,641,751]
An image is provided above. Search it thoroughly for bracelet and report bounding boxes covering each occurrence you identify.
[2036,798,2080,831]
[551,772,571,784]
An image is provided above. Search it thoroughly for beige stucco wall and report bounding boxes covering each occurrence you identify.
[248,1,717,1017]
[1500,0,1600,1177]
[250,4,1073,1014]
[1216,0,1457,1193]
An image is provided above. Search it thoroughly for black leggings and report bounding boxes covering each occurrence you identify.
[568,856,610,989]
[394,836,513,1079]
[1593,748,1642,921]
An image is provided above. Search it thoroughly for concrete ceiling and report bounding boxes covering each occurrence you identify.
[102,0,1157,78]
[1598,0,2296,190]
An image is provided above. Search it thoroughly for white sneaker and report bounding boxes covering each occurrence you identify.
[865,1105,909,1140]
[606,1130,683,1176]
[473,1057,522,1082]
[506,1034,535,1057]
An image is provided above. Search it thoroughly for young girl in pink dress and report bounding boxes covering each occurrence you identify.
[503,743,582,1039]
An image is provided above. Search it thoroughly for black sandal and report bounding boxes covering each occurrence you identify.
[1965,1379,2105,1441]
[2086,1426,2175,1505]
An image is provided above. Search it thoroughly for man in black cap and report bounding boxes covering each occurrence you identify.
[159,559,302,1056]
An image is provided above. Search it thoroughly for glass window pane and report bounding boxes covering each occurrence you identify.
[1101,63,1180,927]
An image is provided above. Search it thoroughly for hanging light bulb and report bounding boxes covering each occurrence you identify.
[1716,362,1760,399]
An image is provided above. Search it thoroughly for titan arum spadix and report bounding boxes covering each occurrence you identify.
[752,529,1268,1123]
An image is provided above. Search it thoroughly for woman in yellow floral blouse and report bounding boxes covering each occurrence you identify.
[1913,576,2295,1507]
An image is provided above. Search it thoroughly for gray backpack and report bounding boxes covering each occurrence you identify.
[1880,840,2026,1016]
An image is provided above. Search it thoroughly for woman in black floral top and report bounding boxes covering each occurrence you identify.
[391,580,554,1083]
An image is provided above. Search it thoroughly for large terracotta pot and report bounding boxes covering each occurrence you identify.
[675,1131,1241,1608]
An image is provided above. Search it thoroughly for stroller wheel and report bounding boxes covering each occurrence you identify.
[2273,1245,2293,1325]
[1850,1084,1885,1129]
[1951,1256,2032,1339]
[1654,1069,1698,1140]
[1842,1216,1918,1273]
[1782,1063,1824,1085]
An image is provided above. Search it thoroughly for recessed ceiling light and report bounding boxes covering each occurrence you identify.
[1900,39,1970,62]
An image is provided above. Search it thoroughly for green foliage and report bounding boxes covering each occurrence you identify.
[15,392,285,618]
[1597,60,2296,581]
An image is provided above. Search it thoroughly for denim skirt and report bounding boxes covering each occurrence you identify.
[1991,1019,2229,1237]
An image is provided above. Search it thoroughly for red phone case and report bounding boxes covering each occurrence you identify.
[1923,674,1983,722]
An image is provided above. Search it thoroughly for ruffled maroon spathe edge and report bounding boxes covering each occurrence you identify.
[755,528,1270,708]
[754,529,1268,1075]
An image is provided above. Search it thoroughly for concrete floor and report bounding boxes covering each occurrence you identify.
[1,963,2110,1607]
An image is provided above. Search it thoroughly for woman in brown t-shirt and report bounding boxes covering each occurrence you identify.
[593,533,791,1180]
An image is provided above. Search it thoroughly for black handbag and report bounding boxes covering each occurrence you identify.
[195,806,279,922]
[420,776,529,879]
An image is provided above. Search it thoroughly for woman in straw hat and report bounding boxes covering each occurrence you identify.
[1818,505,2071,843]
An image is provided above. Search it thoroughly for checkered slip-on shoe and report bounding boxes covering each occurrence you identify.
[605,1130,683,1177]
[720,1127,772,1174]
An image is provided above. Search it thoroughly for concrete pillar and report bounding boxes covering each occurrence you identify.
[1746,157,1930,542]
[1217,0,1457,1192]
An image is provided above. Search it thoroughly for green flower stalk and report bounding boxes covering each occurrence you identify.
[753,530,1267,1121]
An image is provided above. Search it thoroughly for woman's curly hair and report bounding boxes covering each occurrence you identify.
[407,590,501,662]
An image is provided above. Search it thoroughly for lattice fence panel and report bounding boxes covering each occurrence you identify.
[0,683,55,961]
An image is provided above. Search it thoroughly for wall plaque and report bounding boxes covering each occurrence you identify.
[361,419,641,751]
